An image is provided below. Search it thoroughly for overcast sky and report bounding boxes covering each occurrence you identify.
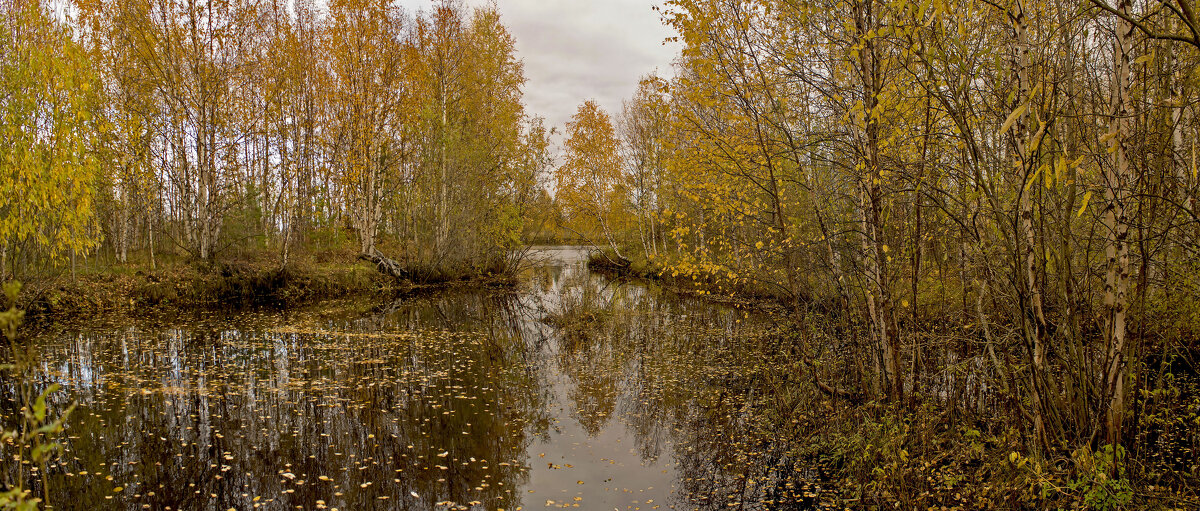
[397,0,680,136]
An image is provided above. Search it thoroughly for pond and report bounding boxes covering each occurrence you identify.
[6,247,829,510]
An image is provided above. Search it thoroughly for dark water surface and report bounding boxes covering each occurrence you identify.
[9,247,821,510]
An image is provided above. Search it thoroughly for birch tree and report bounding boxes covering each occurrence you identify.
[0,0,104,277]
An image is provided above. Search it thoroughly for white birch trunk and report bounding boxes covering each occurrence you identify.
[1103,0,1135,446]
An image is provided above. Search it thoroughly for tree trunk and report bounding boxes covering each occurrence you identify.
[148,216,156,270]
[1009,1,1050,451]
[854,0,901,402]
[437,81,449,259]
[1103,0,1135,447]
[117,187,129,264]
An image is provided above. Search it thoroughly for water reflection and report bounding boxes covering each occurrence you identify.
[5,247,829,510]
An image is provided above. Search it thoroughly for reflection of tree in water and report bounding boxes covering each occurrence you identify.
[547,260,633,437]
[558,324,622,436]
[650,324,831,510]
[8,306,553,511]
[542,274,829,510]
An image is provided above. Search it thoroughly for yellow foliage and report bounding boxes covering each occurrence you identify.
[0,2,103,264]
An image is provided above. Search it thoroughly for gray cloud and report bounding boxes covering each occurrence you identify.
[400,0,679,135]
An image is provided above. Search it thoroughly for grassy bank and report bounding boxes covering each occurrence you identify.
[16,251,520,323]
[18,260,383,319]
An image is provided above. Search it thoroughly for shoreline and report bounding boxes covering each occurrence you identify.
[584,250,796,314]
[16,259,520,325]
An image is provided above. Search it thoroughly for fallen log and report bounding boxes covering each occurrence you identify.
[358,251,412,281]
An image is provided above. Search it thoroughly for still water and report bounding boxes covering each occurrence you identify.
[9,247,822,510]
